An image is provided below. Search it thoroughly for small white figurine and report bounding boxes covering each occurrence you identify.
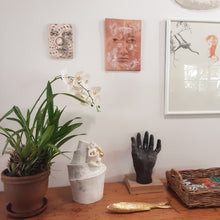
[87,142,104,167]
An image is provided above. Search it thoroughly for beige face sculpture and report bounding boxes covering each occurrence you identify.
[48,24,73,59]
[105,18,141,71]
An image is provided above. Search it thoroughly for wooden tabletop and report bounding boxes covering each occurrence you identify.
[0,180,220,220]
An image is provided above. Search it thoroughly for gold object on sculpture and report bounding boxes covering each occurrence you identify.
[107,201,171,213]
[99,150,104,158]
[89,146,104,158]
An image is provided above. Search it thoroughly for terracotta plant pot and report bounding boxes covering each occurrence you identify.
[1,169,50,218]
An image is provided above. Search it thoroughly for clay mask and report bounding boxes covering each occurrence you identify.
[48,24,73,59]
[105,18,141,71]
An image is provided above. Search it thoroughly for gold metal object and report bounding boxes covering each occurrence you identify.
[96,147,104,158]
[89,147,104,158]
[107,201,171,213]
[99,151,104,158]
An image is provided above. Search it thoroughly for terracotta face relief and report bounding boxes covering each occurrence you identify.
[105,18,141,71]
[48,24,73,59]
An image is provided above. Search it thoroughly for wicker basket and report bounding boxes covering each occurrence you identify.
[166,167,220,208]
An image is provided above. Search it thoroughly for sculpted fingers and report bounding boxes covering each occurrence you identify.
[149,134,154,151]
[155,139,161,153]
[136,133,141,149]
[131,137,137,153]
[143,131,149,150]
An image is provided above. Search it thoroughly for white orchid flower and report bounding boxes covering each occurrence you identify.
[90,86,101,103]
[91,87,101,95]
[61,71,74,90]
[74,71,83,81]
[60,71,101,111]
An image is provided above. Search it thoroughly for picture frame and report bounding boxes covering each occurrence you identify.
[165,19,220,115]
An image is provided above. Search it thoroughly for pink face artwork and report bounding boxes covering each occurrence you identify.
[105,18,141,71]
[48,24,73,59]
[206,35,219,62]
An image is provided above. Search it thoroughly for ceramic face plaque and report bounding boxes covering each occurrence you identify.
[105,18,141,71]
[48,24,73,59]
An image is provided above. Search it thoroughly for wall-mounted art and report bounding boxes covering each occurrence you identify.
[105,18,141,71]
[175,0,220,10]
[165,19,220,115]
[48,24,73,59]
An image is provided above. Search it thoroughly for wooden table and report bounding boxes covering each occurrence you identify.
[0,180,220,220]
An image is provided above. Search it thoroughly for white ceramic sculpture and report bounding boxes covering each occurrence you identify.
[67,140,106,204]
[175,0,220,10]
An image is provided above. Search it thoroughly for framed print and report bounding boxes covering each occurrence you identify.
[165,19,220,115]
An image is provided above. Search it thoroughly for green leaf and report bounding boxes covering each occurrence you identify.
[34,107,47,141]
[0,127,17,149]
[6,117,24,127]
[58,119,74,130]
[0,127,24,154]
[0,107,13,122]
[15,132,23,148]
[50,151,71,160]
[48,144,70,159]
[52,107,64,133]
[38,125,55,147]
[59,93,87,103]
[24,157,38,172]
[2,138,9,155]
[56,133,86,148]
[31,100,47,132]
[33,111,42,140]
[54,123,82,143]
[10,163,16,175]
[13,106,32,139]
[26,109,31,127]
[31,92,57,134]
[59,117,81,129]
[46,81,54,124]
[29,76,61,115]
[21,144,32,159]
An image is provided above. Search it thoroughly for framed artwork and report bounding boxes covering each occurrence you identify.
[105,18,141,71]
[48,24,73,59]
[165,19,220,115]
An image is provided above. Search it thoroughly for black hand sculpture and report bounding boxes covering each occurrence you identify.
[131,131,161,184]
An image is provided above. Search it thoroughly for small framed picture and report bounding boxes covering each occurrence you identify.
[165,19,220,115]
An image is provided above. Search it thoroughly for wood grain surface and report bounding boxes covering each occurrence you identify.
[0,180,220,220]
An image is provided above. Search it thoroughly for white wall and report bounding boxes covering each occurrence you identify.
[0,0,220,191]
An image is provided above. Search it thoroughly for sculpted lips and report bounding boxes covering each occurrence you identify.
[117,56,129,62]
[57,48,67,52]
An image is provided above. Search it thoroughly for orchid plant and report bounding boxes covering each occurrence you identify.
[0,72,101,177]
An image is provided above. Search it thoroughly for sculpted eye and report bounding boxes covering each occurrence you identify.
[127,38,135,43]
[50,31,59,36]
[63,31,72,37]
[113,38,118,42]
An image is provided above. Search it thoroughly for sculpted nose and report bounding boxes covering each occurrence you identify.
[56,37,64,45]
[120,44,128,55]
